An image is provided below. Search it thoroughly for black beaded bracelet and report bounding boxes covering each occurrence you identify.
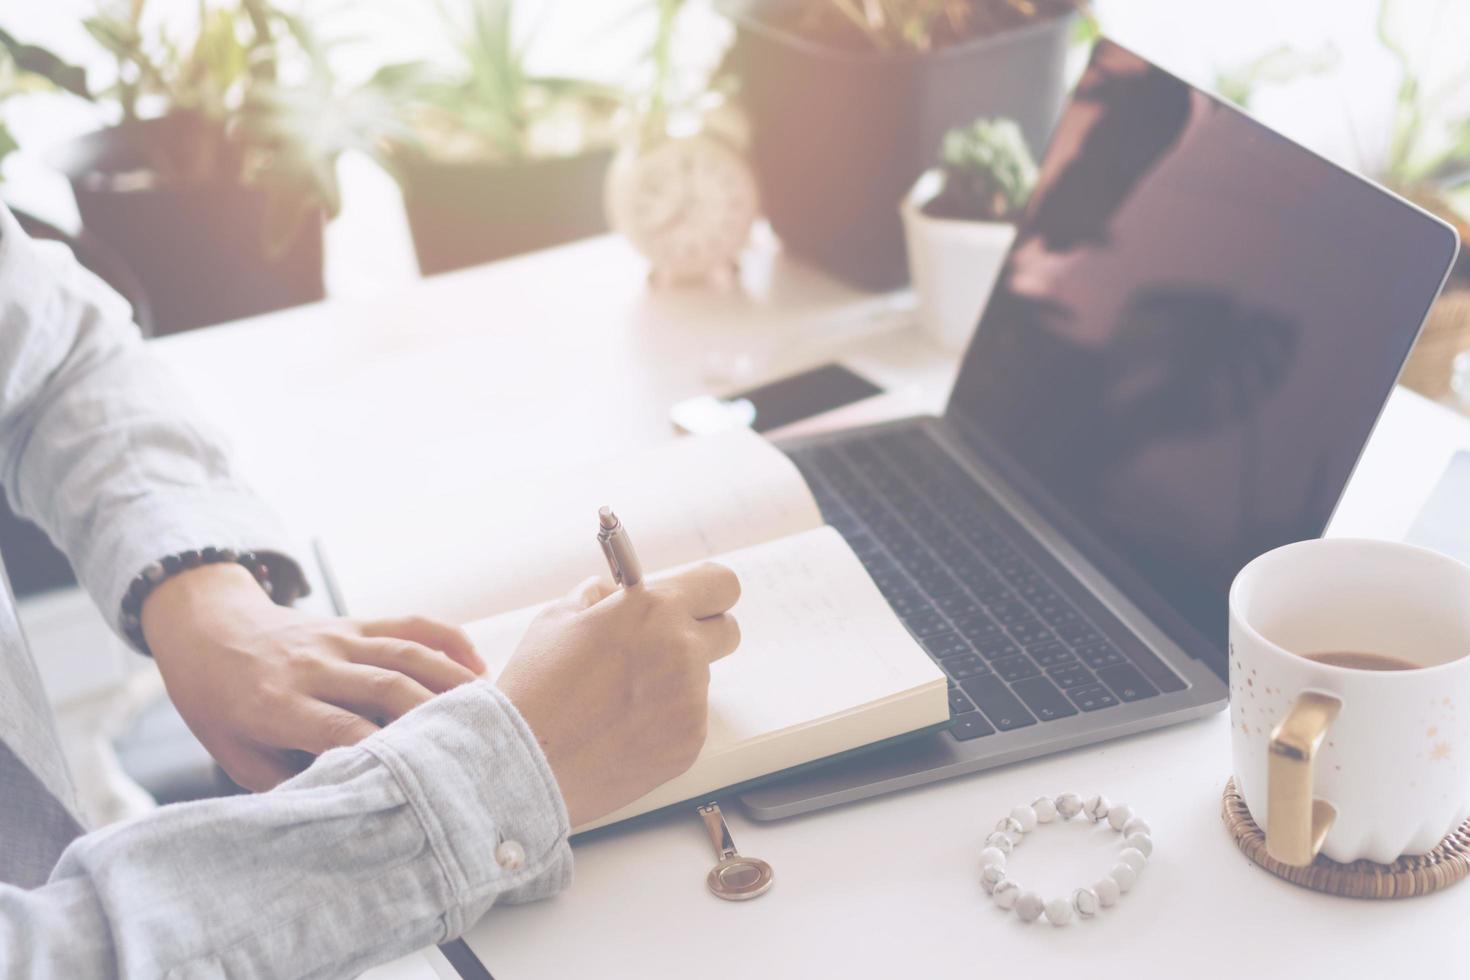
[119,547,294,655]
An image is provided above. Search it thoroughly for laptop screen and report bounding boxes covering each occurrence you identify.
[946,40,1459,672]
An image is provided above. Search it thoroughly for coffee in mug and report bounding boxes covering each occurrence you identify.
[1229,538,1470,866]
[1302,651,1418,671]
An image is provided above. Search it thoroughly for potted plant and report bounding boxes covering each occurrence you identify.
[1214,1,1469,402]
[718,0,1083,291]
[902,116,1036,351]
[42,0,397,334]
[384,0,624,276]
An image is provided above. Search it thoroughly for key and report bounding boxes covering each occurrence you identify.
[1006,618,1055,648]
[904,609,950,638]
[1047,663,1096,689]
[1011,675,1080,722]
[973,634,1022,661]
[913,567,961,598]
[949,689,977,714]
[934,592,980,619]
[1030,642,1076,669]
[942,654,990,681]
[960,675,1037,731]
[1054,621,1102,646]
[921,631,971,660]
[867,566,909,596]
[698,803,774,901]
[885,591,930,618]
[991,655,1041,683]
[1067,683,1119,712]
[987,599,1032,625]
[953,612,1003,641]
[1076,642,1127,670]
[949,713,996,740]
[1095,663,1160,702]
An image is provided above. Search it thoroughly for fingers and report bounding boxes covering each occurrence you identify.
[360,615,486,674]
[691,613,741,663]
[279,699,381,756]
[217,743,298,793]
[310,661,435,725]
[348,637,479,693]
[662,562,741,619]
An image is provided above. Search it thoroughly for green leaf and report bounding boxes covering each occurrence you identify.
[1213,43,1337,110]
[0,27,90,97]
[0,120,19,176]
[82,14,141,62]
[188,8,247,98]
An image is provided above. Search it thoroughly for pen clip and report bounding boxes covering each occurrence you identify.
[599,534,624,587]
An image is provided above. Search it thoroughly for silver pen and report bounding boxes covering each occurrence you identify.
[597,505,644,588]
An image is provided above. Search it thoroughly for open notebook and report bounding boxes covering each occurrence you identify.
[317,429,947,832]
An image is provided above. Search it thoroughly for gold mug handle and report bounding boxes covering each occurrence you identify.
[1266,691,1343,866]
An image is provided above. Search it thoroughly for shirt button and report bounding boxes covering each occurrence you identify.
[495,840,526,871]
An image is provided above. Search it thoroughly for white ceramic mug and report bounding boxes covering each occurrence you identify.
[1229,538,1470,865]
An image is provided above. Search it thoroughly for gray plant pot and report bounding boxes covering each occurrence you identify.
[721,1,1074,290]
[396,148,613,276]
[51,114,325,335]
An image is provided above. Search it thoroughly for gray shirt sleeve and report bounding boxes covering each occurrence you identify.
[0,680,574,979]
[0,203,302,640]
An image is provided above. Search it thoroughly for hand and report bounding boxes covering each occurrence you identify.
[142,562,486,791]
[497,562,741,828]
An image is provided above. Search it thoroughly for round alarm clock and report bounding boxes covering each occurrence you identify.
[605,129,759,287]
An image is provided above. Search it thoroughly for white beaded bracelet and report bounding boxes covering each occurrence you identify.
[979,793,1153,926]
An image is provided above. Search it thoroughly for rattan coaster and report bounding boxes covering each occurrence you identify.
[1221,779,1470,898]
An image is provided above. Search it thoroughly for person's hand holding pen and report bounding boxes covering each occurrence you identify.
[497,508,742,828]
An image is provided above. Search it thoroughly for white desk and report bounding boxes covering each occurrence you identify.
[152,234,1470,980]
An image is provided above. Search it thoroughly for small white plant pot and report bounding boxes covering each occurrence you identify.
[901,169,1016,352]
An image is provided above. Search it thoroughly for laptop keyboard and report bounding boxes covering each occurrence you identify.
[786,430,1181,741]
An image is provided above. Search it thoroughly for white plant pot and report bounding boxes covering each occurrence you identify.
[901,169,1016,352]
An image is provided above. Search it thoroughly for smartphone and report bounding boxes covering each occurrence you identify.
[671,363,885,435]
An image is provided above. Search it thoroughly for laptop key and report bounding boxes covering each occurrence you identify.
[934,593,980,619]
[972,634,1021,661]
[1006,619,1055,648]
[903,609,950,638]
[950,713,996,740]
[1047,662,1097,689]
[1054,622,1103,646]
[992,655,1041,683]
[949,689,977,714]
[1095,663,1160,702]
[921,631,971,660]
[1076,642,1127,670]
[953,613,1003,640]
[942,655,990,681]
[987,599,1032,625]
[959,675,1037,731]
[913,567,961,598]
[1030,642,1076,669]
[885,591,930,618]
[1067,683,1119,712]
[1011,676,1080,722]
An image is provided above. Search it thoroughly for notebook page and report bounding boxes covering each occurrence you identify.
[320,428,821,624]
[464,525,948,832]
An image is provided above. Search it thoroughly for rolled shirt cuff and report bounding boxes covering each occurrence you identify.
[74,484,309,649]
[362,679,574,934]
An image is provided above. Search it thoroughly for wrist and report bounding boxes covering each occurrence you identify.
[141,561,274,654]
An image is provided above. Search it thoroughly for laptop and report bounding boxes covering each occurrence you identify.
[738,39,1461,820]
